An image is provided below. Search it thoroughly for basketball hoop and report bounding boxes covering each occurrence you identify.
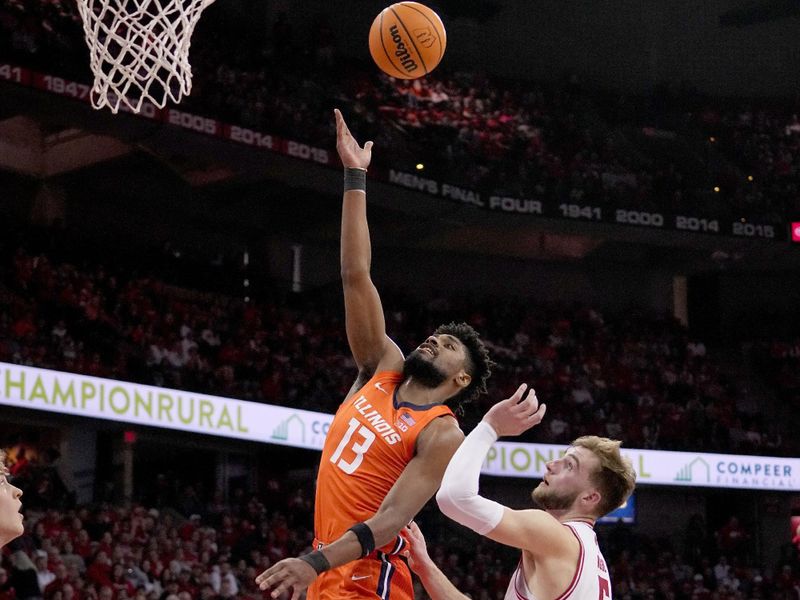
[76,0,216,114]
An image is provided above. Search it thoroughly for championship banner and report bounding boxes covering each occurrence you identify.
[0,63,787,241]
[1,363,797,491]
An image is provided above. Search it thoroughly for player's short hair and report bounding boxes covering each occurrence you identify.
[0,450,7,477]
[435,322,493,413]
[571,436,636,517]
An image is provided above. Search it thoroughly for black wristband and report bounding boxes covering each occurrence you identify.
[298,550,330,574]
[348,522,376,557]
[344,167,367,192]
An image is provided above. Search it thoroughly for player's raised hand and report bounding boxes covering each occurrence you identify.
[255,557,317,600]
[335,108,373,170]
[483,384,546,438]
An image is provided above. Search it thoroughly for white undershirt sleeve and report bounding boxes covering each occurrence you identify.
[436,420,505,535]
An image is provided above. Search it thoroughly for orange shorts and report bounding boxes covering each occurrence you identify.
[307,552,413,600]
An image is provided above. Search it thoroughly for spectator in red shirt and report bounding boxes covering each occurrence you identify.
[85,552,112,589]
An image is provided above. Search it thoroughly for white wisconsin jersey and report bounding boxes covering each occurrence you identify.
[504,520,612,600]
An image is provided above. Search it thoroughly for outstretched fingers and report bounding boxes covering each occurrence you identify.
[510,386,537,413]
[334,108,353,140]
[256,564,281,591]
[528,402,547,425]
[507,383,528,406]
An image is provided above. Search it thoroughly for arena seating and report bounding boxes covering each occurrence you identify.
[0,480,795,600]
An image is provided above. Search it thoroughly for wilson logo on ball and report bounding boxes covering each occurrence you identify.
[389,24,419,74]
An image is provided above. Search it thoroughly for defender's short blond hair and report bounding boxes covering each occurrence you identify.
[0,450,8,477]
[572,436,636,517]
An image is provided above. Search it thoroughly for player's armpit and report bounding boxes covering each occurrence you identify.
[485,508,578,558]
[365,417,464,546]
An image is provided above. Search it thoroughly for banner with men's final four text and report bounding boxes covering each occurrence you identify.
[0,362,797,491]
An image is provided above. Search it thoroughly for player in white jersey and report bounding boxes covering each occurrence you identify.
[406,384,635,600]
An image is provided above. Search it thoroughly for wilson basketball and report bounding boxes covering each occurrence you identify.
[368,2,446,79]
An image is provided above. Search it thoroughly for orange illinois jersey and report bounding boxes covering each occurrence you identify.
[314,370,455,550]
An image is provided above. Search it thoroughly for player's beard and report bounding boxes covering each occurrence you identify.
[532,484,580,511]
[403,350,448,388]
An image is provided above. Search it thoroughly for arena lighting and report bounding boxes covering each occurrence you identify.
[748,175,754,181]
[709,136,716,142]
[713,186,721,192]
[791,222,800,243]
[416,163,425,170]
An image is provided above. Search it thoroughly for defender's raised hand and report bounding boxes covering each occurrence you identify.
[403,521,433,575]
[483,384,546,438]
[335,108,373,170]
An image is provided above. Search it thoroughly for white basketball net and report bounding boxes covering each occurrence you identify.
[76,0,216,114]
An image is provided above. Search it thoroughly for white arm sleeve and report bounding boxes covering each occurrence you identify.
[436,420,505,535]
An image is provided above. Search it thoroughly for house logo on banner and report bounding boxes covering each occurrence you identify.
[674,457,710,483]
[271,414,305,444]
[269,412,332,450]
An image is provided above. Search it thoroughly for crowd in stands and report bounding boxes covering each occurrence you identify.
[0,231,790,457]
[0,485,313,600]
[0,444,72,513]
[1,1,799,223]
[687,103,800,223]
[745,338,800,456]
[748,339,800,411]
[0,470,798,600]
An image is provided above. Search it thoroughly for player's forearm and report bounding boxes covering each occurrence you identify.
[318,510,411,569]
[340,188,371,280]
[414,561,472,600]
[317,530,366,570]
[364,508,412,549]
[436,421,505,534]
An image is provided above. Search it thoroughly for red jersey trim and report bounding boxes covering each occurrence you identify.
[567,517,595,528]
[554,524,585,600]
[513,556,530,600]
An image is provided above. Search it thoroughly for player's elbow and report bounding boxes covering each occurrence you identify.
[369,507,412,547]
[435,483,463,521]
[436,487,505,535]
[340,264,371,285]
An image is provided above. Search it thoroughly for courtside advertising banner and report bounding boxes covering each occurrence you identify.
[481,441,800,492]
[0,362,334,451]
[0,362,797,491]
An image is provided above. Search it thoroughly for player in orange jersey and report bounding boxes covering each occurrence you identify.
[256,109,492,600]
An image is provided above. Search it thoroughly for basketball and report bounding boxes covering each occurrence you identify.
[368,2,446,79]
